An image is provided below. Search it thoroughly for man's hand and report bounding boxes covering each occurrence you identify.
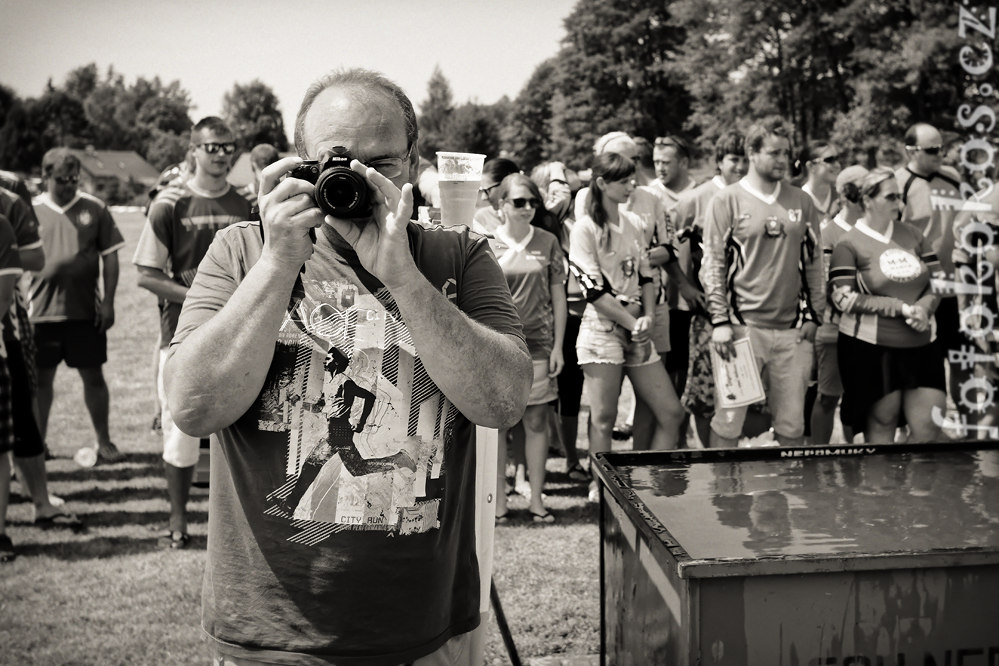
[679,281,706,311]
[797,321,817,343]
[257,157,326,272]
[903,304,929,332]
[323,161,417,291]
[96,300,115,332]
[631,315,653,343]
[711,323,736,361]
[646,246,672,267]
[548,347,564,377]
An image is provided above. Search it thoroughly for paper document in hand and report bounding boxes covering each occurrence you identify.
[710,337,765,408]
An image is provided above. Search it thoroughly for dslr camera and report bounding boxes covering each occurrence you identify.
[290,146,372,220]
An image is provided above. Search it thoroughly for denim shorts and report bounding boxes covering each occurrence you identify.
[576,312,658,368]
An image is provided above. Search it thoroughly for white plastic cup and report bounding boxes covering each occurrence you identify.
[436,152,485,228]
[74,446,97,468]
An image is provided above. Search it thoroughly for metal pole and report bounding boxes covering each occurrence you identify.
[490,578,521,666]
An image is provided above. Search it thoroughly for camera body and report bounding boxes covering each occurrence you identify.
[290,149,372,220]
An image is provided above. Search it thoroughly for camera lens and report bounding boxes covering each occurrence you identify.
[315,167,371,219]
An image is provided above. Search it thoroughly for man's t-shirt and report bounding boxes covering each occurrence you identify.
[700,179,824,329]
[816,211,854,344]
[1,187,41,343]
[132,183,251,346]
[28,192,125,323]
[895,165,961,278]
[0,215,23,358]
[488,225,566,359]
[172,220,524,665]
[672,175,727,297]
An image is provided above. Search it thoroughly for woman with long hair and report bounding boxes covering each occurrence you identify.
[569,153,683,502]
[489,173,567,522]
[830,167,945,442]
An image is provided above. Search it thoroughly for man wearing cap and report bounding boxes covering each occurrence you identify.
[29,148,126,463]
[133,116,251,549]
[810,164,868,444]
[895,123,962,411]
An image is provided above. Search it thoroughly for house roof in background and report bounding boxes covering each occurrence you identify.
[70,148,160,186]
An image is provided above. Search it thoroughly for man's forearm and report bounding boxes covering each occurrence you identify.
[164,256,300,437]
[101,254,119,305]
[387,271,531,429]
[136,267,189,303]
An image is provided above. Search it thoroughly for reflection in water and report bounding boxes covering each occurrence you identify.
[623,450,999,560]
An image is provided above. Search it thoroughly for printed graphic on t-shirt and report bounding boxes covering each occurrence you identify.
[879,248,922,282]
[258,277,455,543]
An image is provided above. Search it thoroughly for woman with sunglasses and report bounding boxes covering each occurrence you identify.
[797,141,841,221]
[830,167,945,443]
[489,174,566,523]
[471,158,520,236]
[570,153,683,502]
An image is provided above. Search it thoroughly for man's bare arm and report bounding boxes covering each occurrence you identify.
[136,265,189,303]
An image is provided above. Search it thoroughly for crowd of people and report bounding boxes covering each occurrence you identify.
[0,61,990,663]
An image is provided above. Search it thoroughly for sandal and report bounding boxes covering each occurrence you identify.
[97,442,126,464]
[530,510,556,524]
[0,534,15,563]
[34,512,85,532]
[158,530,191,550]
[566,462,589,482]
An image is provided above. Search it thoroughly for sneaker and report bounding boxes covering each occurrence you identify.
[611,424,632,441]
[158,530,191,550]
[0,534,16,563]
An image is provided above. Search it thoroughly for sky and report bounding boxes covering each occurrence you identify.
[1,0,577,142]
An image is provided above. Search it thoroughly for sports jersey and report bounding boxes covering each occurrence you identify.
[471,205,502,236]
[133,182,250,346]
[0,169,33,206]
[895,165,961,277]
[28,192,125,323]
[172,220,523,664]
[1,188,41,343]
[488,225,566,359]
[650,176,697,310]
[802,181,834,220]
[701,179,824,329]
[672,176,726,294]
[569,210,653,322]
[830,220,939,348]
[0,215,22,359]
[816,211,854,343]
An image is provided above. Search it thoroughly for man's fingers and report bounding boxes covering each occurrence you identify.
[258,156,303,197]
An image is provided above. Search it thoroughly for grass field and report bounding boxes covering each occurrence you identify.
[0,210,605,665]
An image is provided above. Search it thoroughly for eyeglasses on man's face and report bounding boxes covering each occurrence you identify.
[908,145,942,156]
[819,155,841,164]
[53,175,79,185]
[198,142,237,156]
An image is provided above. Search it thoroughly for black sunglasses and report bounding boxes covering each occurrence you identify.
[508,197,540,209]
[198,142,237,155]
[908,145,942,156]
[54,175,79,185]
[820,155,841,164]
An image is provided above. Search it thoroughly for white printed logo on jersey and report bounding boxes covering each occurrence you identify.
[879,248,922,282]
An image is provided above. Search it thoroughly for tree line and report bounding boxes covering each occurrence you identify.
[0,0,981,177]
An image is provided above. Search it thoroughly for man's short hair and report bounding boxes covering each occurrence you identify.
[745,118,792,155]
[632,137,654,171]
[714,130,745,164]
[903,122,938,147]
[41,148,80,177]
[294,68,418,157]
[250,143,281,170]
[653,135,692,162]
[190,116,233,144]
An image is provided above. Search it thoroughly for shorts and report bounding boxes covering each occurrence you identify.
[837,334,946,434]
[159,348,201,468]
[935,297,964,352]
[665,309,693,373]
[557,315,584,417]
[711,325,813,441]
[815,339,843,397]
[33,320,107,368]
[528,358,559,406]
[7,339,45,458]
[576,313,658,368]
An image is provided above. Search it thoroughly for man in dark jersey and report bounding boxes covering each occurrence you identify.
[164,68,531,664]
[133,117,250,549]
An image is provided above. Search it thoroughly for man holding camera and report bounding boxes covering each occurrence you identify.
[133,116,250,549]
[164,69,531,664]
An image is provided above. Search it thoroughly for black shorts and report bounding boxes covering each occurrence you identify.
[664,309,693,374]
[837,334,946,434]
[934,297,965,352]
[6,339,44,458]
[34,320,107,368]
[557,315,584,417]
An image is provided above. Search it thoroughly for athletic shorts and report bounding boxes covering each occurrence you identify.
[649,301,671,355]
[665,309,693,373]
[34,321,107,368]
[528,358,559,406]
[159,348,202,468]
[7,338,45,458]
[576,314,658,368]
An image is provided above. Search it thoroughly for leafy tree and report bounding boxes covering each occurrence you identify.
[418,65,455,159]
[221,79,289,152]
[501,58,558,170]
[442,100,508,158]
[63,63,100,103]
[546,0,691,166]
